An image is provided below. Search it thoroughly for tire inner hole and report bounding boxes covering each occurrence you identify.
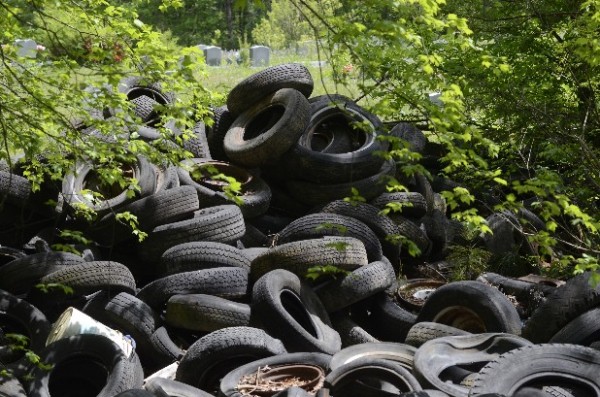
[245,105,285,140]
[48,355,109,397]
[280,289,318,338]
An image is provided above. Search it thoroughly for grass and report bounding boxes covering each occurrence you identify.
[198,50,361,104]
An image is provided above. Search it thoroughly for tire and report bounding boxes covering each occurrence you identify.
[61,156,156,216]
[146,326,185,370]
[139,205,246,263]
[103,292,160,350]
[165,294,251,332]
[330,312,379,347]
[250,236,368,282]
[477,272,554,317]
[25,334,144,397]
[177,159,271,218]
[370,293,417,342]
[273,386,313,397]
[405,322,470,348]
[316,260,396,313]
[320,200,403,272]
[549,307,600,346]
[89,185,200,246]
[136,267,249,310]
[416,280,522,335]
[414,333,532,397]
[0,252,85,295]
[176,326,287,392]
[370,192,428,219]
[144,377,213,397]
[386,122,427,154]
[159,241,251,275]
[224,88,310,168]
[470,344,600,396]
[207,105,234,161]
[40,261,136,295]
[330,342,416,372]
[0,290,51,365]
[251,269,341,354]
[277,212,383,263]
[285,158,396,207]
[282,98,387,184]
[387,214,432,258]
[522,271,600,343]
[183,121,212,159]
[322,357,422,396]
[118,76,174,102]
[218,352,332,397]
[227,63,314,116]
[0,171,31,206]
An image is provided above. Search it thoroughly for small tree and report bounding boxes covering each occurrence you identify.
[1,0,212,206]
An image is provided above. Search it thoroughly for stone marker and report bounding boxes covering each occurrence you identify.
[15,39,37,58]
[250,45,270,67]
[203,46,222,66]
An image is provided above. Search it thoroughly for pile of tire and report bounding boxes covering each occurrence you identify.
[1,64,599,397]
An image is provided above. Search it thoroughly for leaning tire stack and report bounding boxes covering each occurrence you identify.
[0,64,598,397]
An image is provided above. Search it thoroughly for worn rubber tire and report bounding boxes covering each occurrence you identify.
[370,192,428,219]
[177,159,271,218]
[165,294,251,332]
[218,352,332,397]
[250,236,368,282]
[320,200,403,272]
[251,269,341,354]
[330,342,417,372]
[90,185,200,246]
[322,357,422,396]
[416,280,522,335]
[144,377,214,397]
[285,158,396,207]
[226,63,314,116]
[139,205,246,263]
[25,334,144,397]
[470,344,600,396]
[277,212,383,263]
[282,98,387,184]
[370,293,417,343]
[0,252,85,295]
[0,289,51,365]
[183,121,212,159]
[414,333,531,397]
[405,322,470,348]
[330,312,379,347]
[159,241,251,275]
[40,261,136,295]
[61,156,156,216]
[136,267,249,310]
[522,271,600,343]
[176,326,287,392]
[224,88,310,168]
[316,260,396,313]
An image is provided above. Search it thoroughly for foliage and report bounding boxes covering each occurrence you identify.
[133,0,266,49]
[445,222,492,280]
[251,0,340,50]
[0,0,211,216]
[293,0,600,277]
[305,264,350,281]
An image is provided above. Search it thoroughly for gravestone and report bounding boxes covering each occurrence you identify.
[203,46,222,66]
[15,39,37,58]
[250,45,270,67]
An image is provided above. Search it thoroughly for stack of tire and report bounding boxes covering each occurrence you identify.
[0,64,599,397]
